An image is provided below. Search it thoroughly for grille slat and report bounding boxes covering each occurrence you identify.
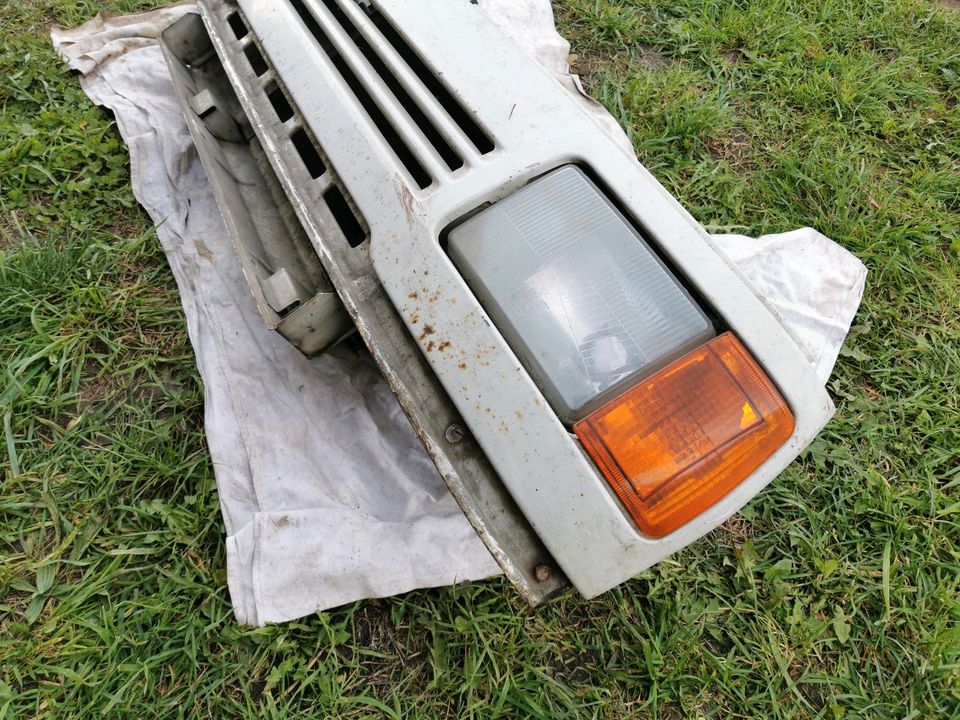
[285,0,495,189]
[359,2,495,156]
[330,0,494,160]
[323,0,464,172]
[290,0,436,189]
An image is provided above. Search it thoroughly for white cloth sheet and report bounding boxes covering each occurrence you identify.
[52,2,866,625]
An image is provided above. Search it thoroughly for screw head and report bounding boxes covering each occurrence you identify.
[534,563,552,582]
[444,423,465,444]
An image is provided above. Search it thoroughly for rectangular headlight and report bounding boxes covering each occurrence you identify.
[448,165,714,423]
[450,166,795,537]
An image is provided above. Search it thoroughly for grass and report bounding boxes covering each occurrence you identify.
[1,0,959,716]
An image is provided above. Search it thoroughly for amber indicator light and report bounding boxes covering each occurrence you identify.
[574,332,795,538]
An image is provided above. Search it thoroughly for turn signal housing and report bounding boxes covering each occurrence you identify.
[574,333,794,538]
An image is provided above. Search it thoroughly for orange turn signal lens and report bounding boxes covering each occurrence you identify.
[574,332,794,538]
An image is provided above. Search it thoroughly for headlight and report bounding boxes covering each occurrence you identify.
[450,166,794,537]
[448,165,714,423]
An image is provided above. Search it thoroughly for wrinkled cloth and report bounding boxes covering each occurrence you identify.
[52,2,866,626]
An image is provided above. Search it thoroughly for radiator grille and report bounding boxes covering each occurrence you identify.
[226,8,370,246]
[288,0,434,189]
[360,2,495,156]
[285,0,495,189]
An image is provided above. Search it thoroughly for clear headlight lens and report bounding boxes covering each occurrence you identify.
[448,165,714,422]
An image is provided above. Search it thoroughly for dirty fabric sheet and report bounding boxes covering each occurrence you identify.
[52,2,866,626]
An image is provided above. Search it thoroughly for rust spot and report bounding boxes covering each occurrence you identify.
[426,341,436,352]
[438,341,452,352]
[408,291,419,300]
[515,411,524,422]
[458,362,468,370]
[411,312,420,325]
[418,324,436,341]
